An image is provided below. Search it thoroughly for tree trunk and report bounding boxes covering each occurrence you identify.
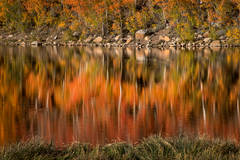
[135,0,137,9]
[102,21,104,37]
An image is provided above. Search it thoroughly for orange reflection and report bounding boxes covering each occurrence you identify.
[0,46,240,146]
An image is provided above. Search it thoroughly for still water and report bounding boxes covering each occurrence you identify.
[0,46,240,146]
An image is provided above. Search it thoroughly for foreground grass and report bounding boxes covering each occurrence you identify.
[1,136,240,160]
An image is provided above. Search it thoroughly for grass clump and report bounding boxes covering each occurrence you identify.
[1,136,240,160]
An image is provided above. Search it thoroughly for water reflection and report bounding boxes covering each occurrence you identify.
[0,46,240,146]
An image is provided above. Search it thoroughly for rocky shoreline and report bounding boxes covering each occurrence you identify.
[0,26,239,49]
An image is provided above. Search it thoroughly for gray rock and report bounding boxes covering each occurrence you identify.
[20,42,26,46]
[68,41,75,46]
[169,42,176,47]
[216,29,226,37]
[93,36,103,43]
[197,34,203,39]
[73,32,80,37]
[31,41,40,46]
[175,37,181,42]
[181,42,186,47]
[219,36,226,40]
[84,36,94,43]
[106,43,111,47]
[221,40,226,44]
[125,35,133,44]
[53,35,58,40]
[212,22,222,28]
[146,43,152,48]
[159,35,171,42]
[210,40,221,47]
[135,30,146,40]
[203,32,209,38]
[203,38,211,43]
[187,42,193,47]
[144,36,150,41]
[114,35,121,41]
[117,38,123,44]
[200,43,205,47]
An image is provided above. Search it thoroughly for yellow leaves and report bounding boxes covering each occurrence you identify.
[112,22,121,34]
[0,1,8,24]
[0,0,240,35]
[125,7,154,34]
[23,0,47,26]
[125,14,138,34]
[176,22,194,41]
[58,21,66,29]
[69,20,81,31]
[226,27,240,43]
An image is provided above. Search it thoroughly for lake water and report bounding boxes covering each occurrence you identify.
[0,46,240,147]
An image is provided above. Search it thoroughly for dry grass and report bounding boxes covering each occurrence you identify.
[1,136,240,160]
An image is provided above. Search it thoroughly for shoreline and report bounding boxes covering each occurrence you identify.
[1,26,240,49]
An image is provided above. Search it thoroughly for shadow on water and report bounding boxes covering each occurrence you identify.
[0,46,240,146]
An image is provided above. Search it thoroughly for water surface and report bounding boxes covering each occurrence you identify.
[0,46,240,146]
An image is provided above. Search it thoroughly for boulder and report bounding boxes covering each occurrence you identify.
[31,41,41,46]
[117,38,124,44]
[84,36,94,43]
[144,36,150,41]
[219,36,226,40]
[159,35,171,42]
[114,35,121,42]
[210,40,221,47]
[53,35,58,40]
[67,41,75,46]
[151,39,160,45]
[203,38,211,43]
[105,43,111,47]
[20,42,26,46]
[203,32,209,38]
[168,42,176,47]
[93,36,103,43]
[181,42,186,47]
[125,35,133,44]
[187,42,193,47]
[216,29,226,37]
[175,37,181,42]
[73,32,80,37]
[197,34,203,39]
[135,30,146,40]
